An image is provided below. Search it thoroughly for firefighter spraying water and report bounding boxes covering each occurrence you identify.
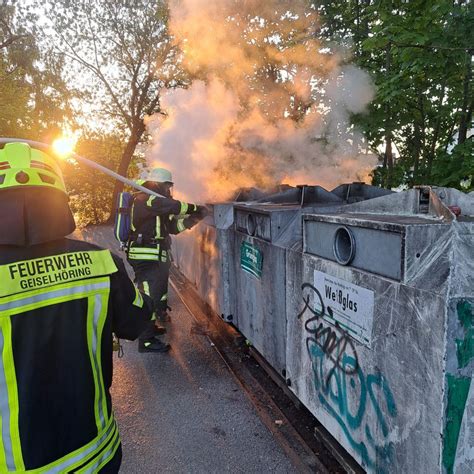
[0,136,209,355]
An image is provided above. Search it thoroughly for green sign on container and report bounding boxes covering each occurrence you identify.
[240,241,263,279]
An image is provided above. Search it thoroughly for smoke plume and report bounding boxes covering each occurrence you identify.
[145,0,377,202]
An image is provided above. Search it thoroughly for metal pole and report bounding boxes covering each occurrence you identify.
[0,137,165,198]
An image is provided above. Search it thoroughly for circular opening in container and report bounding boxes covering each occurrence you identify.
[246,213,256,236]
[333,226,355,265]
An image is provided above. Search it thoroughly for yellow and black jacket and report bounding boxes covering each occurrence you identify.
[0,238,151,473]
[127,193,201,263]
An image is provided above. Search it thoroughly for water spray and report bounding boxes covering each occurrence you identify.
[0,137,165,198]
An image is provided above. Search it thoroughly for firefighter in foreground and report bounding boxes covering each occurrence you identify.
[127,167,207,353]
[0,142,152,472]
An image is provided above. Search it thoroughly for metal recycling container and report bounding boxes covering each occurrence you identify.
[232,202,301,373]
[229,184,393,374]
[172,203,236,318]
[173,183,393,376]
[285,187,474,473]
[172,184,473,473]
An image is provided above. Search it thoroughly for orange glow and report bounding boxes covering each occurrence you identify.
[52,135,77,158]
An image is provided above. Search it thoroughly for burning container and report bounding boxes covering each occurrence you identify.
[172,184,474,473]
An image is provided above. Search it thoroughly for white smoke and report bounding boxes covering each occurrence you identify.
[145,0,378,202]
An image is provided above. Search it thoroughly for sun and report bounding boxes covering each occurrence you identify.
[52,136,77,157]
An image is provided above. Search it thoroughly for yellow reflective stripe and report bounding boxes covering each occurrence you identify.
[132,285,144,308]
[115,195,123,241]
[0,250,117,298]
[97,295,109,427]
[27,417,118,473]
[128,247,160,255]
[0,319,24,471]
[0,278,110,317]
[146,195,156,207]
[0,280,111,442]
[143,282,150,297]
[87,292,110,432]
[156,216,162,239]
[0,279,115,473]
[0,411,6,472]
[130,203,136,232]
[177,219,186,232]
[81,425,120,474]
[180,202,188,214]
[94,432,121,474]
[128,254,160,261]
[0,324,12,472]
[160,293,168,302]
[115,213,122,240]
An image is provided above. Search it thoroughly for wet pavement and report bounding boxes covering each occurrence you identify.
[112,287,296,473]
[74,227,296,473]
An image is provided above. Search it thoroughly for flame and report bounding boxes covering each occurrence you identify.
[52,135,77,158]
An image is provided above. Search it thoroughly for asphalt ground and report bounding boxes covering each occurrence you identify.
[75,227,296,473]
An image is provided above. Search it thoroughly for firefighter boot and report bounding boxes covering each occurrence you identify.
[138,337,171,353]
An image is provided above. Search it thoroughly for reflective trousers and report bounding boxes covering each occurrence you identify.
[129,259,171,340]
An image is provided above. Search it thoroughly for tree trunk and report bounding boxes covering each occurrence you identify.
[355,0,360,57]
[427,80,447,179]
[458,50,473,145]
[412,94,425,184]
[383,41,393,188]
[107,120,145,223]
[384,133,394,188]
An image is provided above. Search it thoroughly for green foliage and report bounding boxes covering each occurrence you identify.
[0,5,73,140]
[315,0,473,191]
[431,140,474,191]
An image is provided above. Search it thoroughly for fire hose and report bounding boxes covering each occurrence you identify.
[0,137,165,198]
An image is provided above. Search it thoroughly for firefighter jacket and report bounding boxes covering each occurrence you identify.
[127,193,202,262]
[0,237,152,472]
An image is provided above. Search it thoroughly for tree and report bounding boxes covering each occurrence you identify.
[314,0,473,190]
[42,0,186,219]
[0,4,73,141]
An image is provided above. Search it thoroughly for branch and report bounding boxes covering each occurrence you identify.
[0,34,29,50]
[135,71,154,117]
[391,41,473,52]
[144,91,162,116]
[56,32,132,129]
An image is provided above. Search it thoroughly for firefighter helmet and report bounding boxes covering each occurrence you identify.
[0,142,75,246]
[0,142,67,194]
[137,167,173,186]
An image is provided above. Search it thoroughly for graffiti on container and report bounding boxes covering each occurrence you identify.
[298,282,398,470]
[442,300,473,474]
[297,282,358,376]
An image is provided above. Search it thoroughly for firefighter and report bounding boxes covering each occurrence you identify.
[0,142,152,472]
[127,167,207,353]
